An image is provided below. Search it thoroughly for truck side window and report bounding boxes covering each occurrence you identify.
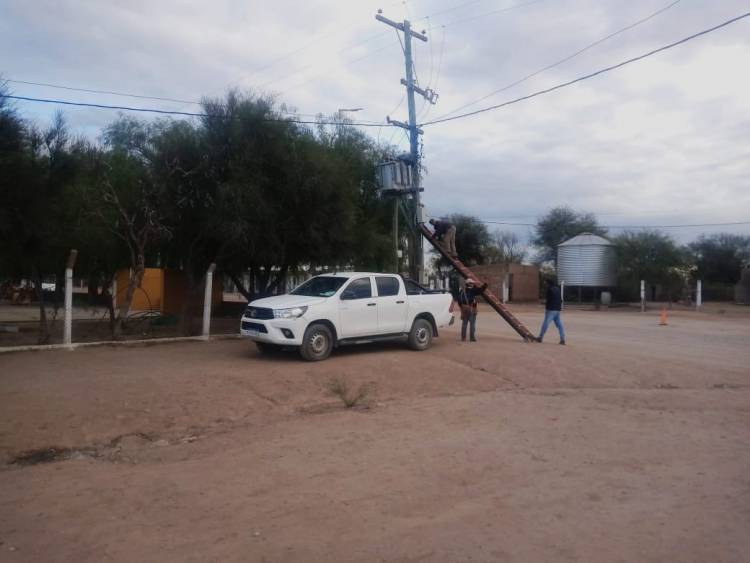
[376,277,400,297]
[405,280,424,295]
[341,278,372,300]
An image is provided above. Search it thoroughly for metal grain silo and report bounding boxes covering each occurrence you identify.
[557,233,616,287]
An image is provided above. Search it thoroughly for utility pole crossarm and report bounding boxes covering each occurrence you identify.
[386,116,423,134]
[399,79,438,104]
[375,14,428,41]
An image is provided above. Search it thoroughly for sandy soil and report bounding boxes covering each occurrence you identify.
[1,306,749,562]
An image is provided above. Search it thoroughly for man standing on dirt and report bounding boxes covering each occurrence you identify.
[537,280,566,345]
[429,218,457,258]
[458,278,487,342]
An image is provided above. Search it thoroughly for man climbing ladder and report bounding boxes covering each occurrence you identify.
[429,218,457,258]
[420,222,537,342]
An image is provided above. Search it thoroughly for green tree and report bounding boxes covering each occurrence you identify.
[0,99,82,341]
[614,230,689,301]
[203,92,392,298]
[148,119,220,334]
[689,234,750,284]
[89,116,172,337]
[533,206,607,264]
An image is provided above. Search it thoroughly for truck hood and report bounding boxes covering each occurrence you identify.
[248,294,327,309]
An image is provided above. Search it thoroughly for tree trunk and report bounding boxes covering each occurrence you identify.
[227,271,252,301]
[113,253,145,339]
[268,264,289,294]
[257,267,271,297]
[32,267,50,345]
[87,271,101,305]
[179,265,203,336]
[101,277,117,338]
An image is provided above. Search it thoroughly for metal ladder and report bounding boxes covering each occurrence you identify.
[418,223,537,342]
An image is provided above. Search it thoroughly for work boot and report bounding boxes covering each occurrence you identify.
[559,340,566,345]
[470,338,477,342]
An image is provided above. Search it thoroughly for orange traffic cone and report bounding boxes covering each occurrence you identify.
[659,308,668,326]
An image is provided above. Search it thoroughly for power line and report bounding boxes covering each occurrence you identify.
[4,0,533,116]
[2,78,347,120]
[0,94,392,128]
[439,0,547,28]
[445,218,750,229]
[277,0,540,95]
[436,0,683,120]
[5,79,200,106]
[414,0,488,21]
[421,11,750,126]
[275,39,397,95]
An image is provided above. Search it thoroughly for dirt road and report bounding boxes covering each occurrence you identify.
[1,306,749,562]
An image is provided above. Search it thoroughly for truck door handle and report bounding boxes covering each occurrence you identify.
[367,303,376,306]
[396,300,405,304]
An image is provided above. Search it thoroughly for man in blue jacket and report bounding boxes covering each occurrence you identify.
[538,280,566,345]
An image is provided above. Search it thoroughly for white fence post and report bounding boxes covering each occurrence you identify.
[202,263,217,340]
[696,280,702,309]
[502,279,508,304]
[560,281,565,310]
[63,249,78,347]
[640,279,645,312]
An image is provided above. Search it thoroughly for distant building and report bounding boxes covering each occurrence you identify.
[430,263,540,302]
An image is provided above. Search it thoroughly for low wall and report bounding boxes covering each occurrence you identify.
[468,263,540,302]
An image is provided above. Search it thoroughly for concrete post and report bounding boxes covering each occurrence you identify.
[502,278,509,304]
[696,280,702,309]
[640,279,645,312]
[63,249,78,346]
[202,263,217,340]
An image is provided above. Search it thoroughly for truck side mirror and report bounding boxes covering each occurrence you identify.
[340,289,356,300]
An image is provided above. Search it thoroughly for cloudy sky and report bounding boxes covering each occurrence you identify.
[2,0,749,245]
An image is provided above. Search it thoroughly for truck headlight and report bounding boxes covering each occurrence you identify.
[273,306,307,319]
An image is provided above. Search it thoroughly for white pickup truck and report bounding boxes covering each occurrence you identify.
[240,272,454,361]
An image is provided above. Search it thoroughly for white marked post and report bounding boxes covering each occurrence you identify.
[202,263,217,340]
[63,249,78,347]
[502,278,508,304]
[640,280,645,312]
[696,280,702,309]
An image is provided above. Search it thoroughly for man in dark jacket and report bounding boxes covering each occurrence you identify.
[538,280,566,344]
[458,278,487,342]
[429,218,457,258]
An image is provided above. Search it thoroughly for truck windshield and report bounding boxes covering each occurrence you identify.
[290,276,347,297]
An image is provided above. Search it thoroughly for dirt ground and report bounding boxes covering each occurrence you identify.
[1,305,749,562]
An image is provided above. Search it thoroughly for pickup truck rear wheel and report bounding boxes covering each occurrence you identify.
[300,323,334,361]
[408,318,433,351]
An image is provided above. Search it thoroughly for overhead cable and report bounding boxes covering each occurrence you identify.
[421,11,750,126]
[436,0,683,120]
[0,94,391,128]
[472,219,750,229]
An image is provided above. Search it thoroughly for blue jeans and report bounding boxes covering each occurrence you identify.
[461,312,477,341]
[539,310,565,342]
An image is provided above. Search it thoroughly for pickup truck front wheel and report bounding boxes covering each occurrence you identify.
[408,318,433,351]
[300,323,334,361]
